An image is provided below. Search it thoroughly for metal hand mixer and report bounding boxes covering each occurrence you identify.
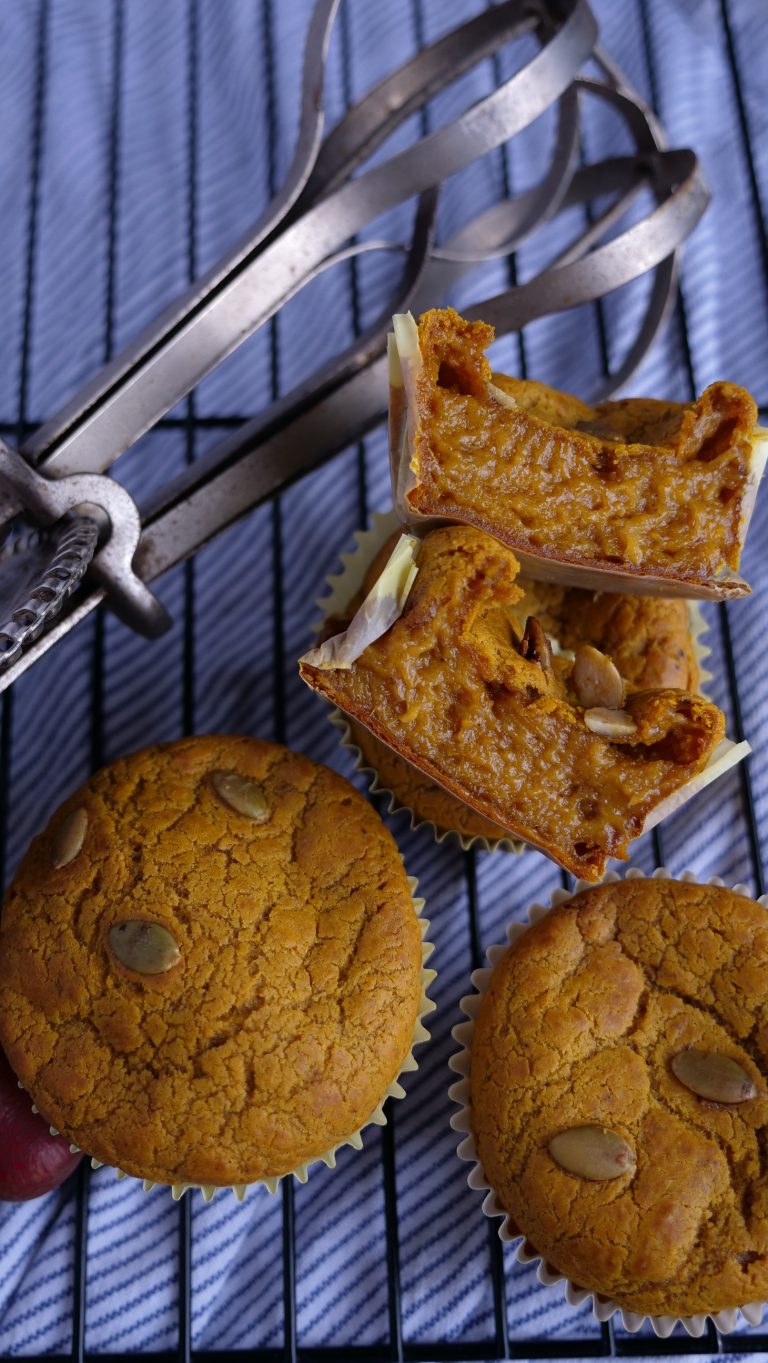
[0,0,708,692]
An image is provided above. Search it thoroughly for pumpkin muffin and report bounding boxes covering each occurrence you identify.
[0,736,430,1191]
[334,529,702,847]
[301,525,733,880]
[390,307,767,599]
[468,877,768,1318]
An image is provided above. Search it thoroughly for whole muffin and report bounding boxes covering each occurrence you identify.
[0,737,429,1191]
[469,876,768,1317]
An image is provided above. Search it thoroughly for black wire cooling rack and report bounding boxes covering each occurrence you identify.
[1,0,768,1359]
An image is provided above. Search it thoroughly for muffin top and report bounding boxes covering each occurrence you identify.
[0,736,424,1187]
[470,876,768,1317]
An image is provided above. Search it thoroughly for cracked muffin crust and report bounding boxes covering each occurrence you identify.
[470,877,768,1317]
[0,736,424,1187]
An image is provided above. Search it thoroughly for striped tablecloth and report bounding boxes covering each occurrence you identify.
[0,0,766,1356]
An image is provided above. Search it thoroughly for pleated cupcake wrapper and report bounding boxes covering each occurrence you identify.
[23,878,436,1204]
[447,865,768,1339]
[316,510,716,854]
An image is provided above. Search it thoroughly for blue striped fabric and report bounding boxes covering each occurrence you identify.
[0,0,766,1356]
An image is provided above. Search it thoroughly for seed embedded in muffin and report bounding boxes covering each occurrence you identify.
[210,770,269,821]
[583,707,637,739]
[51,809,88,869]
[548,1125,636,1181]
[519,616,553,670]
[107,921,181,976]
[671,1049,757,1105]
[571,644,625,710]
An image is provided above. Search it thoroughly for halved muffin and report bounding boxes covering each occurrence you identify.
[331,523,704,848]
[390,308,767,600]
[300,525,744,880]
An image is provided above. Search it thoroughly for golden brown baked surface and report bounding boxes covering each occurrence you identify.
[470,878,768,1316]
[301,525,725,879]
[0,736,423,1186]
[402,308,758,591]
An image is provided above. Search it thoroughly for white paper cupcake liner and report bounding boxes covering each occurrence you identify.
[24,878,436,1203]
[448,865,768,1338]
[316,511,718,855]
[688,600,712,696]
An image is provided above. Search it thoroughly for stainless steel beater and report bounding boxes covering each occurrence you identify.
[0,0,708,691]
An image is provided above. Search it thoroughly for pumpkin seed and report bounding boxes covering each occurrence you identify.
[108,920,180,975]
[584,707,637,739]
[670,1049,756,1104]
[211,770,269,821]
[571,645,625,710]
[51,808,88,869]
[519,616,553,670]
[549,1125,636,1181]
